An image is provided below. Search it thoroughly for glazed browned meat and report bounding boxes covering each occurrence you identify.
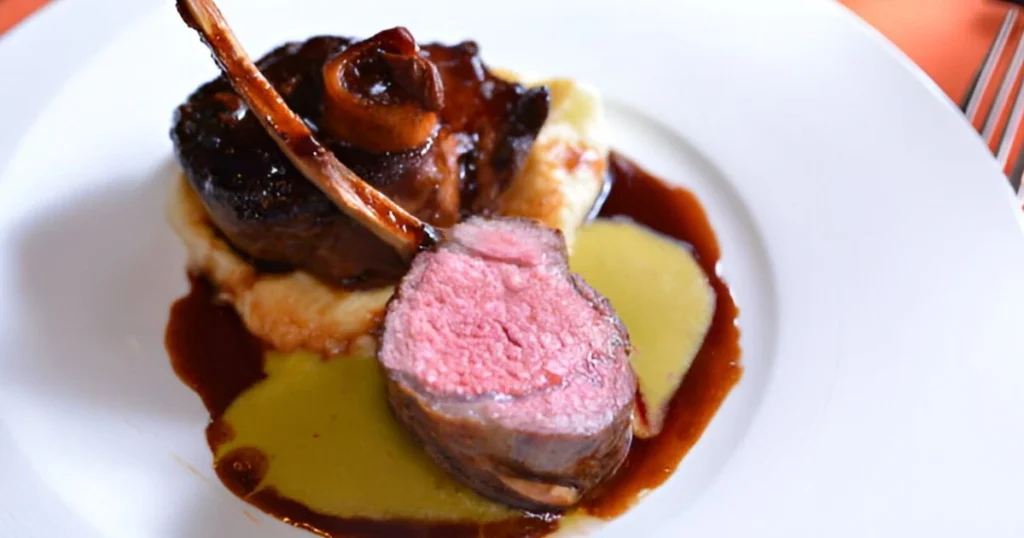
[171,30,549,287]
[378,217,636,512]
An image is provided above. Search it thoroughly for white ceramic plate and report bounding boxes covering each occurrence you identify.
[2,0,1024,536]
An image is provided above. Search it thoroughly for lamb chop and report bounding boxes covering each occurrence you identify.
[172,17,549,287]
[176,0,636,511]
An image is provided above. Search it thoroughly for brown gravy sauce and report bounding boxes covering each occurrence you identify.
[581,151,743,517]
[165,150,742,536]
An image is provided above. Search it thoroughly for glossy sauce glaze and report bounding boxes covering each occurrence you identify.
[165,150,741,536]
[581,151,743,517]
[171,30,548,288]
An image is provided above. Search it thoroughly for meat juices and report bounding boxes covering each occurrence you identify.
[378,217,636,511]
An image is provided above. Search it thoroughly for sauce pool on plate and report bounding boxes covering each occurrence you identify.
[165,150,742,536]
[581,151,743,517]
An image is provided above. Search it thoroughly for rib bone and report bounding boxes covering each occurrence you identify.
[176,0,439,258]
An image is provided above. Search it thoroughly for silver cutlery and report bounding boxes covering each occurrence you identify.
[961,6,1024,200]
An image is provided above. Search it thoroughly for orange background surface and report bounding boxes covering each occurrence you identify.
[0,0,47,36]
[1,0,1020,163]
[845,0,1010,102]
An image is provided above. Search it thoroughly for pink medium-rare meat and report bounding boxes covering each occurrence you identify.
[386,223,613,398]
[378,217,636,511]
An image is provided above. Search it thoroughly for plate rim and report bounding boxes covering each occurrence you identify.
[1,1,1023,537]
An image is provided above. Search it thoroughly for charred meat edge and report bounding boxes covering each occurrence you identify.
[176,0,439,257]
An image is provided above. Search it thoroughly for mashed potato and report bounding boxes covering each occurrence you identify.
[168,76,609,355]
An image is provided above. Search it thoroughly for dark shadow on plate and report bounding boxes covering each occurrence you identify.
[8,158,199,421]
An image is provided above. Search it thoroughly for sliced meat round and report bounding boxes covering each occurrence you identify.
[377,217,636,512]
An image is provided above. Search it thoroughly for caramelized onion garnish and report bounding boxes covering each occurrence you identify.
[322,27,444,153]
[176,0,440,258]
